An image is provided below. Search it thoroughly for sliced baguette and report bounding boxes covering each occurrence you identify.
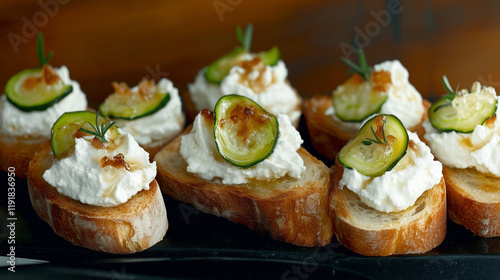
[27,141,168,254]
[444,166,500,237]
[331,159,447,256]
[302,95,430,160]
[0,134,47,178]
[154,131,333,247]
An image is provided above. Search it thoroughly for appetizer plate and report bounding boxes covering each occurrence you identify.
[1,118,500,279]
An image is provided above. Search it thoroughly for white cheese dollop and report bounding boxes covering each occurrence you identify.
[339,132,443,213]
[180,112,305,185]
[0,66,87,138]
[423,94,500,176]
[114,78,185,147]
[326,60,424,131]
[43,132,156,207]
[188,58,301,125]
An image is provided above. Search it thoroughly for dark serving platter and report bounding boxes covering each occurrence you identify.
[1,115,500,280]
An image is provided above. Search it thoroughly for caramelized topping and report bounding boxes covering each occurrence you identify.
[345,73,365,86]
[374,115,386,141]
[408,140,417,151]
[112,82,133,96]
[91,137,104,149]
[100,153,131,170]
[371,70,392,92]
[112,78,157,101]
[137,78,155,101]
[485,114,497,129]
[221,104,271,145]
[237,57,276,93]
[73,129,88,139]
[22,64,61,90]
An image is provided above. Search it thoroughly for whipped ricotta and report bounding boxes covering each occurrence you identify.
[114,78,185,147]
[43,131,156,207]
[0,66,87,138]
[423,92,500,176]
[339,131,443,213]
[188,57,301,125]
[180,112,305,185]
[327,60,424,131]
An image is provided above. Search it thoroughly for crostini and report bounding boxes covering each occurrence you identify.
[27,111,167,253]
[155,95,332,247]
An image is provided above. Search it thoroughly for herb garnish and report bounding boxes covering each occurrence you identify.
[340,48,370,81]
[433,75,459,112]
[236,24,253,53]
[37,32,54,67]
[79,111,116,143]
[361,123,388,146]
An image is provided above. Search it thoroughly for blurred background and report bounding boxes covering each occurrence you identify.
[2,0,500,109]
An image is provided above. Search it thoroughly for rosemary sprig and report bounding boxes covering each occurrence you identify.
[37,32,54,67]
[362,124,388,146]
[79,111,116,143]
[433,75,459,112]
[340,48,370,81]
[236,24,253,53]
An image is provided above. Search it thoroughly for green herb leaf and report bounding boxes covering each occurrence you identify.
[79,110,116,143]
[37,32,54,67]
[236,24,253,53]
[362,120,389,146]
[340,48,370,81]
[441,75,457,100]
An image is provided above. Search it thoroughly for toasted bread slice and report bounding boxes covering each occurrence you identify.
[330,160,447,256]
[302,95,430,160]
[444,166,500,237]
[182,89,302,128]
[27,141,168,254]
[154,131,333,247]
[0,135,47,178]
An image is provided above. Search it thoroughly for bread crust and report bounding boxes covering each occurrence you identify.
[154,131,333,247]
[444,166,500,237]
[331,160,447,256]
[182,89,303,128]
[0,134,47,178]
[302,95,430,160]
[27,141,168,254]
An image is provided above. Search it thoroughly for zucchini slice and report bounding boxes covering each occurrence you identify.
[100,90,170,120]
[204,46,281,84]
[257,46,280,66]
[333,71,391,122]
[429,86,497,133]
[338,114,408,177]
[205,46,246,84]
[213,95,279,167]
[51,111,118,158]
[5,68,73,112]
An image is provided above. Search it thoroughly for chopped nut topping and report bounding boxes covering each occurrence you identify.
[100,153,131,170]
